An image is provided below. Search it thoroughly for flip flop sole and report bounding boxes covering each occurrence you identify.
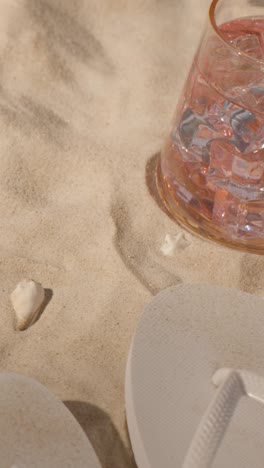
[126,284,264,468]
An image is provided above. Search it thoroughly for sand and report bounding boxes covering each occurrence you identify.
[0,0,263,466]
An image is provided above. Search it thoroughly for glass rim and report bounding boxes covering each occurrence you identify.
[209,0,264,65]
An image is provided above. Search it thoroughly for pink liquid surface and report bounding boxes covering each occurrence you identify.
[160,18,264,244]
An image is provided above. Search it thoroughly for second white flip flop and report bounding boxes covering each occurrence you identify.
[0,373,101,467]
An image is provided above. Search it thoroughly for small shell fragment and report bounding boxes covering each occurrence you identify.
[10,279,45,331]
[160,232,191,256]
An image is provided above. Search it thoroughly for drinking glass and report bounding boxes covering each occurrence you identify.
[158,0,264,252]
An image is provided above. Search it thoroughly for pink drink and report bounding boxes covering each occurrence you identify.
[159,18,264,245]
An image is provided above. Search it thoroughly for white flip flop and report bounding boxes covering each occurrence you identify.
[0,373,101,467]
[126,284,264,468]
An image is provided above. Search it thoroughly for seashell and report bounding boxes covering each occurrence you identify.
[10,279,45,331]
[160,232,191,256]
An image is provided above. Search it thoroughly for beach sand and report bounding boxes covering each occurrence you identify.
[0,0,263,466]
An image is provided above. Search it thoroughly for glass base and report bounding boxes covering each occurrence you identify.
[157,159,264,255]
